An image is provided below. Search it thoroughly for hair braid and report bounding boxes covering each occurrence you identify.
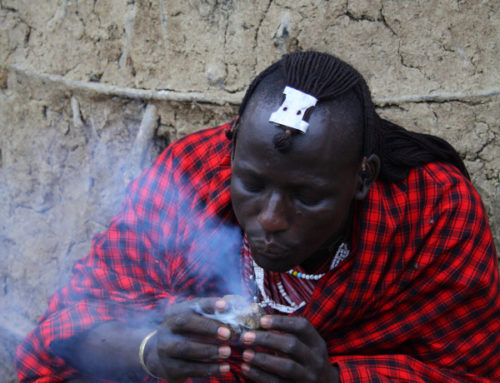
[237,51,469,181]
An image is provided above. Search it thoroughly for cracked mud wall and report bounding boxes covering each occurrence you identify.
[1,1,498,380]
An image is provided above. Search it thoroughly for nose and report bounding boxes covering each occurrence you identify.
[257,191,290,233]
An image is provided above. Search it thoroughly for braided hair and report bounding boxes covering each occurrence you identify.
[235,51,469,182]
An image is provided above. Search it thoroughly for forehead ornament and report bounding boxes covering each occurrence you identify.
[269,86,318,133]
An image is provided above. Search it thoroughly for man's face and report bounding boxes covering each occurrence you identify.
[231,91,363,272]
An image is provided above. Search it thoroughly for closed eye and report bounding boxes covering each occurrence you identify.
[240,177,264,193]
[295,192,323,206]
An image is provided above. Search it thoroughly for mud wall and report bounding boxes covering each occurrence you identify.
[1,1,498,381]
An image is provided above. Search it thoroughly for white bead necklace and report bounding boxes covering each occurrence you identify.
[286,242,350,280]
[253,243,350,313]
[253,259,304,313]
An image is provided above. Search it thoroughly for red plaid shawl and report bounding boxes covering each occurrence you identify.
[16,123,500,382]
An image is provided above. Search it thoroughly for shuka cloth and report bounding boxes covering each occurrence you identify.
[16,123,500,382]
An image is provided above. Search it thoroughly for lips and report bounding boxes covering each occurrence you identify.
[250,238,290,260]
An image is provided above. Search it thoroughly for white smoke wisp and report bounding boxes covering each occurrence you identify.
[193,295,265,334]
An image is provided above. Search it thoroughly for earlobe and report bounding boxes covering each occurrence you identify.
[355,154,380,200]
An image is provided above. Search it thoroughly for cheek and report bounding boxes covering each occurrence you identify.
[230,182,242,218]
[298,214,336,242]
[230,183,254,228]
[295,205,350,245]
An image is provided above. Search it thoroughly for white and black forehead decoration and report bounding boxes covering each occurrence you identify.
[269,86,318,133]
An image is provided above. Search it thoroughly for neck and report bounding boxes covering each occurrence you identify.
[300,205,353,273]
[300,247,333,273]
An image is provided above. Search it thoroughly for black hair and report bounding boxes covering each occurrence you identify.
[235,51,469,182]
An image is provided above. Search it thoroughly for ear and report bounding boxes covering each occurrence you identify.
[354,154,380,200]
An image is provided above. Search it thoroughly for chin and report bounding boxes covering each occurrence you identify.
[252,254,295,273]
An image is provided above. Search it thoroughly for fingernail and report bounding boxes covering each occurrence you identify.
[220,363,230,374]
[241,331,255,344]
[242,349,254,362]
[215,299,227,312]
[218,327,231,340]
[260,315,272,328]
[241,363,250,374]
[219,346,231,358]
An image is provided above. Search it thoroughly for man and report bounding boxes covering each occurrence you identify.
[16,51,500,382]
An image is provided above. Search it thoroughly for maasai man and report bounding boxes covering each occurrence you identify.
[16,52,500,382]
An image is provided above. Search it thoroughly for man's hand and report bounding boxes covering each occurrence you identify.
[147,297,233,381]
[239,315,339,383]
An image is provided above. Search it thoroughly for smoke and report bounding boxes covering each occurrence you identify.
[145,171,246,303]
[49,170,247,379]
[179,215,245,297]
[194,295,264,334]
[5,92,241,380]
[45,118,248,379]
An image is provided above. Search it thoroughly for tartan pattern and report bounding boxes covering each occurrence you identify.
[16,123,500,382]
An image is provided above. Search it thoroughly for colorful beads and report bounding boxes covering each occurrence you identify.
[286,242,350,280]
[286,269,325,280]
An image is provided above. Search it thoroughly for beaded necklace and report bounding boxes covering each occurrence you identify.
[253,243,350,313]
[286,243,350,280]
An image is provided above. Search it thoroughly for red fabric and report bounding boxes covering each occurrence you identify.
[16,123,500,382]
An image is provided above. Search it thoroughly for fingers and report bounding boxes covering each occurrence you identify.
[163,311,226,338]
[164,297,227,316]
[157,358,230,380]
[155,332,232,380]
[241,349,310,382]
[161,297,231,340]
[153,298,234,380]
[157,336,231,361]
[239,316,330,381]
[261,315,319,345]
[241,362,287,383]
[241,327,310,364]
[195,297,228,314]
